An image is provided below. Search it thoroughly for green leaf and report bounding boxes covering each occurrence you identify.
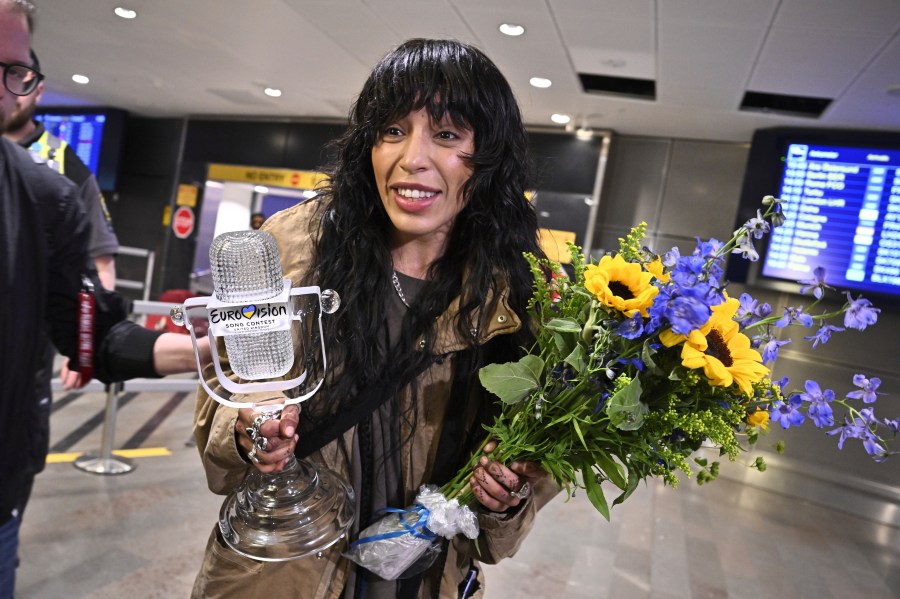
[641,339,660,374]
[564,344,587,373]
[573,419,588,451]
[612,463,642,506]
[594,452,626,490]
[606,377,648,431]
[581,463,611,521]
[479,355,544,405]
[546,318,582,333]
[553,332,569,355]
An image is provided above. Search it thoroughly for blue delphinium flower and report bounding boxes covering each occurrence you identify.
[762,197,786,227]
[666,296,711,336]
[775,306,814,328]
[804,323,844,348]
[617,356,646,372]
[650,248,726,335]
[662,246,681,269]
[742,210,771,240]
[883,417,899,435]
[843,293,880,330]
[732,235,759,261]
[846,374,881,404]
[799,380,835,428]
[671,255,706,288]
[735,293,771,327]
[798,266,830,300]
[591,377,610,414]
[760,337,791,363]
[827,408,888,462]
[694,237,724,260]
[770,395,805,428]
[615,312,645,339]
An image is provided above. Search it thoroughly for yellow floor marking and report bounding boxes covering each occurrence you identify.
[46,447,172,463]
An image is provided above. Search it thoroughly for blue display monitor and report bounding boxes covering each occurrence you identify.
[34,107,126,192]
[766,143,900,294]
[729,127,900,304]
[35,112,105,175]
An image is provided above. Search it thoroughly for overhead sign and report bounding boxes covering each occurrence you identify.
[172,205,195,239]
[207,164,327,190]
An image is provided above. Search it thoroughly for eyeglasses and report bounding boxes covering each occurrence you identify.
[0,60,44,96]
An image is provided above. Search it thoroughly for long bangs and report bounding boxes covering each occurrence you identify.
[362,40,494,138]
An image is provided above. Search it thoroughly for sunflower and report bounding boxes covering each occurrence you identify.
[675,297,769,396]
[584,254,659,317]
[644,257,670,284]
[746,410,770,430]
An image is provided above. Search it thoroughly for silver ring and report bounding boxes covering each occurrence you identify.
[257,436,268,452]
[246,413,274,442]
[509,482,530,500]
[247,446,258,463]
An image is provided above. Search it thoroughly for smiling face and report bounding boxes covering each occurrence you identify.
[371,107,474,257]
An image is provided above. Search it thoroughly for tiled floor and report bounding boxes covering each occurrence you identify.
[15,379,900,598]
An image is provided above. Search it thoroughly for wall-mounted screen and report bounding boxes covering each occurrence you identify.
[728,127,900,304]
[35,107,126,192]
[766,143,900,293]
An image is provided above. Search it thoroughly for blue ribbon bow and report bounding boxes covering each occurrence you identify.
[350,504,437,549]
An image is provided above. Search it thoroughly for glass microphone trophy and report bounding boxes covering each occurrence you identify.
[170,230,354,561]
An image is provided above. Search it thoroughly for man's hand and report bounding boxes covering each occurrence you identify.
[60,360,86,390]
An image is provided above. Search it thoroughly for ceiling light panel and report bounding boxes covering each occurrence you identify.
[114,7,137,19]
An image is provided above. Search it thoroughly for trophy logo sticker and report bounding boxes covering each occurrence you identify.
[208,301,291,336]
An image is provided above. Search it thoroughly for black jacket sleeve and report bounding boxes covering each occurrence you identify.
[9,141,162,383]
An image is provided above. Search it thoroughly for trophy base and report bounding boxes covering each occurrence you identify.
[218,456,355,562]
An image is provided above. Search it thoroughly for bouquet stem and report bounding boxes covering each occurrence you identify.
[441,436,494,503]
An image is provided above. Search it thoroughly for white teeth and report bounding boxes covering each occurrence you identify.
[396,188,437,200]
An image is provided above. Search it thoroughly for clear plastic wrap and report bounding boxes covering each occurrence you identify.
[343,486,479,580]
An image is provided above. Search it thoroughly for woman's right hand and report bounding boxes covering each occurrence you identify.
[233,402,300,473]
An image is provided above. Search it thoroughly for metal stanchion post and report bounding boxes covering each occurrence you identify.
[73,381,135,475]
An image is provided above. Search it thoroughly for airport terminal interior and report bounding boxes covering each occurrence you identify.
[5,1,900,598]
[15,371,900,598]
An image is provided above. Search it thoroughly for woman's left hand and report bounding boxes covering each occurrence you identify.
[470,440,547,513]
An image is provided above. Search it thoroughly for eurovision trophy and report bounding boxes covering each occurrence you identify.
[171,230,354,561]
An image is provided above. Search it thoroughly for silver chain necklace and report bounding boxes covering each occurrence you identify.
[391,270,410,308]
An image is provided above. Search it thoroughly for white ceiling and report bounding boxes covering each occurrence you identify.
[30,0,900,142]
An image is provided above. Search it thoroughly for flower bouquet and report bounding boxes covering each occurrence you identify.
[344,195,898,579]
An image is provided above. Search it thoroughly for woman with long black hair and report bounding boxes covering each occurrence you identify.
[193,38,557,599]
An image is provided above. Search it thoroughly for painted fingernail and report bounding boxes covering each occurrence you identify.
[479,456,489,466]
[285,426,295,437]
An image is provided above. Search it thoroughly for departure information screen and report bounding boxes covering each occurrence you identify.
[763,143,900,296]
[34,112,105,176]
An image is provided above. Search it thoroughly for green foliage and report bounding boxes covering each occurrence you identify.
[479,355,544,405]
[441,219,813,521]
[618,222,648,261]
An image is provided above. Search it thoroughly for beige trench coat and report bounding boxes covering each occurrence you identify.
[191,200,558,599]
